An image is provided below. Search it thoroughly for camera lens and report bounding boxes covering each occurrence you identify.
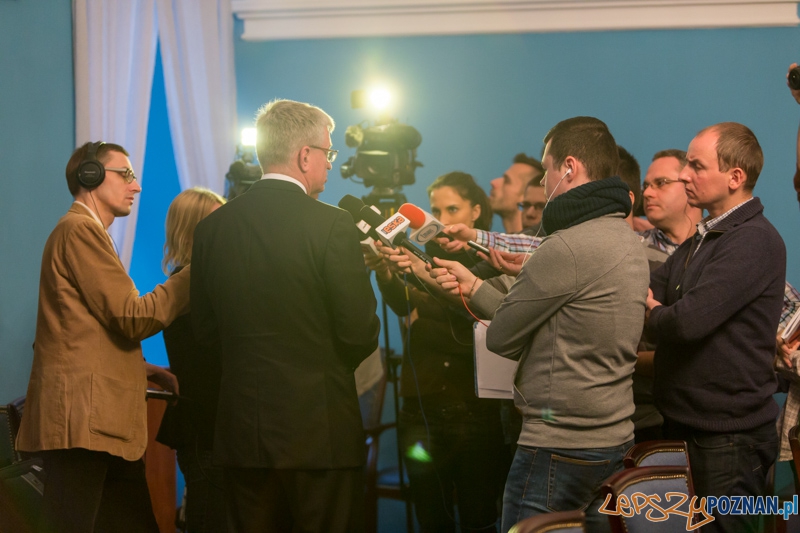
[790,66,800,91]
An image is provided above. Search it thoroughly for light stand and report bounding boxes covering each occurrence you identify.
[363,189,414,533]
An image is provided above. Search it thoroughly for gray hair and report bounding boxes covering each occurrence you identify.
[255,99,335,170]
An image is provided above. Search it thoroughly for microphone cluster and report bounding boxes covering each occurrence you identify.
[338,195,434,264]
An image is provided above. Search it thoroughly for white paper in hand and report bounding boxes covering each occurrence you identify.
[474,321,518,399]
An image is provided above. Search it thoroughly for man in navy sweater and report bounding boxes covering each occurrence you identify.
[646,122,785,533]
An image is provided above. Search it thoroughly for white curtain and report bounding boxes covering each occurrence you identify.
[73,0,159,270]
[74,0,236,269]
[157,0,237,194]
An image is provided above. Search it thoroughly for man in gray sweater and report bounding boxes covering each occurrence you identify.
[432,117,649,533]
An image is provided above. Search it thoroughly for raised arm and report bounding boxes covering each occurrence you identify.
[66,219,189,342]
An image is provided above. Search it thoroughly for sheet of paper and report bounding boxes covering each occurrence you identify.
[474,321,517,399]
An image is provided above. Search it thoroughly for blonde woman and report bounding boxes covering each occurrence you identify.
[156,187,226,533]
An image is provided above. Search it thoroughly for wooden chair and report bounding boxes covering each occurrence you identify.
[0,459,42,533]
[788,425,800,490]
[602,465,697,533]
[0,396,43,533]
[624,440,689,469]
[624,439,694,495]
[0,406,17,469]
[508,510,586,533]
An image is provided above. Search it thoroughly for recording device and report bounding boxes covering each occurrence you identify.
[146,389,180,402]
[790,65,800,90]
[338,195,433,264]
[467,241,491,255]
[340,122,423,191]
[350,204,382,257]
[226,159,262,200]
[361,236,381,258]
[398,203,489,256]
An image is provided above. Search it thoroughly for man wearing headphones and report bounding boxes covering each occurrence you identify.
[15,142,190,532]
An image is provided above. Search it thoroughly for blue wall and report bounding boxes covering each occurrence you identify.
[130,46,182,368]
[2,0,800,426]
[0,0,74,403]
[234,23,800,362]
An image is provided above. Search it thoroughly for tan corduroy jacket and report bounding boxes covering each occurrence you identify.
[16,203,189,460]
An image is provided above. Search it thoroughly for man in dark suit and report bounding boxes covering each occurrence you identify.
[191,99,380,533]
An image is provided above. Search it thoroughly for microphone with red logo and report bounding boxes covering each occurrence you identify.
[398,203,447,245]
[397,203,490,255]
[338,195,433,264]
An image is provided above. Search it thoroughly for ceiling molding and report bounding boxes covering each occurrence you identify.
[232,0,800,41]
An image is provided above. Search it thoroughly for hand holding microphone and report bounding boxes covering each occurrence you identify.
[429,256,482,300]
[397,203,490,255]
[338,195,433,265]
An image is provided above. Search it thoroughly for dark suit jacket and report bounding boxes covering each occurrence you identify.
[191,179,380,469]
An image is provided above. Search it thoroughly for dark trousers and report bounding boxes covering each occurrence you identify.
[38,448,158,533]
[399,399,506,533]
[663,418,778,533]
[176,447,228,533]
[223,466,364,533]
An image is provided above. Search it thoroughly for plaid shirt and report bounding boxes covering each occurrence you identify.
[638,228,680,255]
[777,282,800,461]
[694,197,754,255]
[473,229,543,254]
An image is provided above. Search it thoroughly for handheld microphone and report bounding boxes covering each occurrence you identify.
[398,203,446,245]
[398,202,488,256]
[338,195,433,264]
[339,195,381,255]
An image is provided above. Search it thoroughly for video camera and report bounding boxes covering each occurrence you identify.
[339,88,423,193]
[340,121,423,191]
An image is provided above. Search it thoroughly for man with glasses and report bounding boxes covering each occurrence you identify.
[191,99,380,533]
[518,177,546,234]
[640,150,702,256]
[16,141,189,532]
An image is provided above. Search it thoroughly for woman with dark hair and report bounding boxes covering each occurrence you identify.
[366,172,505,532]
[426,171,493,232]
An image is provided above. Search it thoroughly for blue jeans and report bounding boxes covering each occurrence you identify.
[501,441,633,533]
[664,418,778,533]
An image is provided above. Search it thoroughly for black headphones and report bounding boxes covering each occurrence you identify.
[76,141,106,190]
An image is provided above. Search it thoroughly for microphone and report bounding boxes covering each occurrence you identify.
[397,202,488,255]
[338,195,381,257]
[338,195,433,264]
[398,203,446,245]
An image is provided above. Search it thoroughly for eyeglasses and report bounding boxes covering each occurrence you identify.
[105,167,137,184]
[310,145,338,163]
[518,201,546,211]
[642,178,681,191]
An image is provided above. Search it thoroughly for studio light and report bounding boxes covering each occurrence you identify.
[368,87,392,111]
[241,128,257,147]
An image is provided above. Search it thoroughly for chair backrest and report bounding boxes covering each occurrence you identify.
[0,407,16,469]
[789,425,800,489]
[624,439,694,495]
[624,440,689,469]
[508,510,586,533]
[602,465,697,533]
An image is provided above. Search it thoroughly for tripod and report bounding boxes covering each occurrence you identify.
[363,188,415,533]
